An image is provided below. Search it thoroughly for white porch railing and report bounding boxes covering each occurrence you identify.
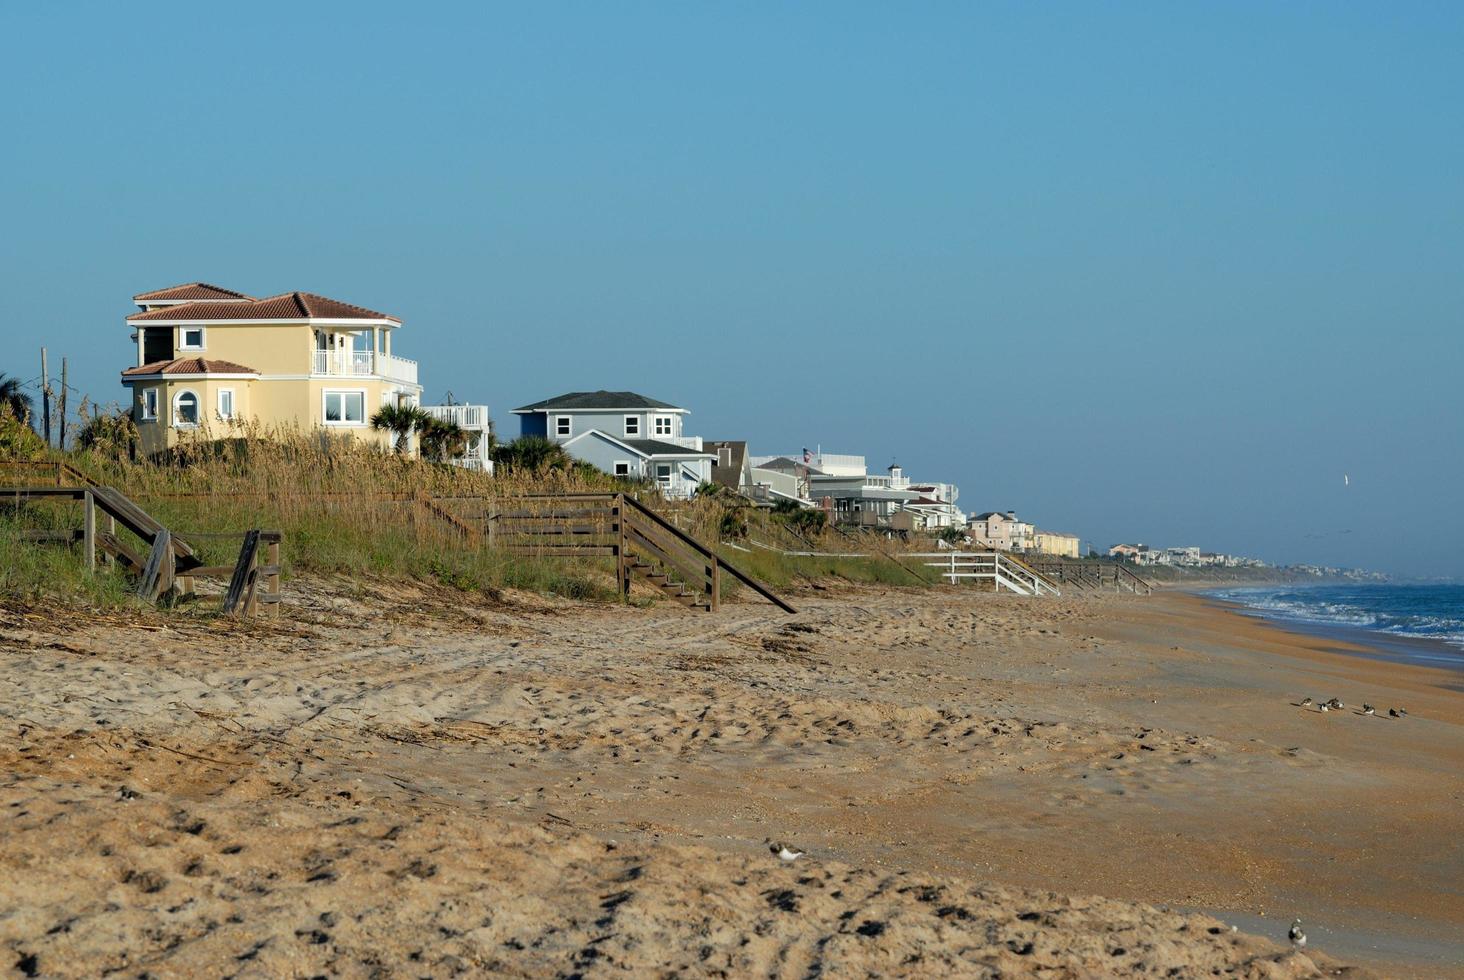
[422,404,491,430]
[311,350,418,385]
[910,552,1062,596]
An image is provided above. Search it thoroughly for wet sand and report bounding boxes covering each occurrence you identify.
[1,581,1458,977]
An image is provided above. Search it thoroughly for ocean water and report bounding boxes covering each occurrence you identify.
[1210,583,1464,666]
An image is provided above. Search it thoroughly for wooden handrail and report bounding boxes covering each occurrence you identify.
[621,494,795,613]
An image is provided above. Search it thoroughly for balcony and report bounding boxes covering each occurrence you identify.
[422,404,491,431]
[312,350,418,386]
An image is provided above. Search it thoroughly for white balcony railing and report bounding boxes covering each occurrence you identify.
[311,350,418,386]
[422,404,491,430]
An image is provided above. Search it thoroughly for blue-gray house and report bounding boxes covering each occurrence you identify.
[511,390,715,498]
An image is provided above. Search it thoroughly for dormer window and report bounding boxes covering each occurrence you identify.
[653,415,673,437]
[180,327,205,350]
[624,415,640,436]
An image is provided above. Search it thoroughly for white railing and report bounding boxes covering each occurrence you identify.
[909,552,1062,596]
[311,350,419,385]
[422,404,490,430]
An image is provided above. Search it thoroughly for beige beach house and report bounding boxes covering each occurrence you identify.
[121,283,423,456]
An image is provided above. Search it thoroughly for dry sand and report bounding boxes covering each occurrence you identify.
[1,578,1459,977]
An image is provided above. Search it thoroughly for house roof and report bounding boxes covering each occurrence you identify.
[622,438,713,457]
[707,440,748,488]
[127,291,400,323]
[969,512,1009,521]
[133,282,255,303]
[753,456,825,476]
[121,357,259,378]
[512,390,682,413]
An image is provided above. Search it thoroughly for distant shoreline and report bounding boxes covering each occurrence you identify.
[1202,591,1464,676]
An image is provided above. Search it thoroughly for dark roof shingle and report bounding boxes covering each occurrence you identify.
[121,357,259,377]
[513,390,680,412]
[127,291,400,323]
[622,438,713,457]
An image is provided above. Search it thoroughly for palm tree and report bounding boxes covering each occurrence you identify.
[370,403,430,455]
[0,373,32,423]
[418,415,467,463]
[489,435,574,473]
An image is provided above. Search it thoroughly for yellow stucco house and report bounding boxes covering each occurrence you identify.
[121,283,423,456]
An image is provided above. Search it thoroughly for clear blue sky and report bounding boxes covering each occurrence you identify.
[2,2,1460,577]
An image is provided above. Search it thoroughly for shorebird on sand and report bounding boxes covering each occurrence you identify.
[1389,707,1403,718]
[1318,702,1330,712]
[1326,698,1344,711]
[1362,704,1375,715]
[770,842,804,862]
[1300,697,1313,707]
[1289,919,1307,948]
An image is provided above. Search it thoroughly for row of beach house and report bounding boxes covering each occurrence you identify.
[118,283,1083,546]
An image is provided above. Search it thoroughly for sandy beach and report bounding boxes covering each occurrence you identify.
[2,581,1459,977]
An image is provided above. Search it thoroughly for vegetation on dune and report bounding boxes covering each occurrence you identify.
[370,404,432,456]
[0,374,33,423]
[0,406,46,461]
[1,422,946,613]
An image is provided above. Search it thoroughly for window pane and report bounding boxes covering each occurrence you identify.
[325,393,342,421]
[344,393,364,421]
[177,393,198,423]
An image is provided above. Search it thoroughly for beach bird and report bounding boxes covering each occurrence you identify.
[1327,698,1344,710]
[770,842,804,862]
[1389,707,1402,718]
[1318,702,1329,713]
[1289,919,1306,948]
[1300,697,1313,707]
[1362,704,1375,715]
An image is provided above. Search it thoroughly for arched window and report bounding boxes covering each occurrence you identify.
[173,390,199,427]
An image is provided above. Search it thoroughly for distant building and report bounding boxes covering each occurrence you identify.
[421,403,494,473]
[748,454,963,530]
[121,282,423,457]
[512,390,714,499]
[1108,543,1144,559]
[967,511,1033,551]
[706,440,752,493]
[1032,530,1082,559]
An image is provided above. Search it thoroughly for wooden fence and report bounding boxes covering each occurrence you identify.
[1,485,282,617]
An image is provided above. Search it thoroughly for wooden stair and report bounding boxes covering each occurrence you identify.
[625,548,711,610]
[489,492,795,615]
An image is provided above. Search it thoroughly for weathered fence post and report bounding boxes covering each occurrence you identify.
[82,490,95,574]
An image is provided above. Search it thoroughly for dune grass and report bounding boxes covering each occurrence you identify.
[1,430,942,611]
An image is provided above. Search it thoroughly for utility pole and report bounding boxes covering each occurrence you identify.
[58,358,68,449]
[40,347,51,447]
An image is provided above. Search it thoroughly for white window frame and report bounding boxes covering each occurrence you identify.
[141,388,158,421]
[217,388,235,421]
[623,415,640,437]
[655,462,673,486]
[653,415,673,437]
[179,326,205,351]
[613,461,631,477]
[322,389,368,426]
[172,389,200,428]
[555,415,572,437]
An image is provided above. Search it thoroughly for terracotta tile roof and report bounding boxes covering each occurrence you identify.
[133,282,255,302]
[121,358,259,378]
[127,291,400,323]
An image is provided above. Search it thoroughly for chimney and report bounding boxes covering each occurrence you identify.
[1005,511,1016,520]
